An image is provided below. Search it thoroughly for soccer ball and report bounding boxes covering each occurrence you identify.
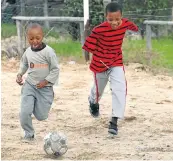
[43,131,68,157]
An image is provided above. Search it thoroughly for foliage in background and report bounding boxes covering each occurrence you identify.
[119,0,172,35]
[2,0,172,39]
[64,0,104,40]
[64,0,104,27]
[64,0,172,24]
[64,0,172,39]
[121,0,171,21]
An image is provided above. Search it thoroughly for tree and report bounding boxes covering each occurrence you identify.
[121,0,170,22]
[115,0,171,38]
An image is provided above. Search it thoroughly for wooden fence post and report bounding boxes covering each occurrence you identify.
[146,24,152,51]
[80,22,84,45]
[16,20,23,58]
[44,0,50,29]
[146,24,152,64]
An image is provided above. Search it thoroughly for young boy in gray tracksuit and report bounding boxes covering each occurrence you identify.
[16,23,59,142]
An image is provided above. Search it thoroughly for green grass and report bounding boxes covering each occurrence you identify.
[48,40,82,58]
[1,23,17,38]
[152,38,173,68]
[48,37,173,69]
[123,38,173,69]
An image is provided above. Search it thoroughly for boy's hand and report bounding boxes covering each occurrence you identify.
[16,74,23,85]
[36,80,48,88]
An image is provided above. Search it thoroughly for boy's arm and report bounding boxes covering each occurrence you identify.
[83,20,91,62]
[18,52,28,76]
[45,52,59,84]
[126,20,139,32]
[82,27,99,53]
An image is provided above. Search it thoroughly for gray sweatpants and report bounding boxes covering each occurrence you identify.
[20,81,54,138]
[89,66,127,119]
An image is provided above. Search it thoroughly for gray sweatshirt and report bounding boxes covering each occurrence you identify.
[18,44,59,86]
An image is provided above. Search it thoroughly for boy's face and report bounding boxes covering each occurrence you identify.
[106,10,122,29]
[27,27,43,49]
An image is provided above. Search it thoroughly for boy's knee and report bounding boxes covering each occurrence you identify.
[111,86,126,94]
[20,111,29,118]
[20,112,31,125]
[37,117,47,121]
[34,114,48,121]
[111,81,126,92]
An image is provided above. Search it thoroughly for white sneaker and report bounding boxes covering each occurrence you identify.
[21,135,35,143]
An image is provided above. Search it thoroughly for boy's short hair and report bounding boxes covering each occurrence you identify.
[105,2,122,14]
[26,23,43,33]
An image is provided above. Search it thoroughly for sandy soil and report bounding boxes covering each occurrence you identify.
[1,59,173,160]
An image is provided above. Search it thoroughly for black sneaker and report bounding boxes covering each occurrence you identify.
[108,121,118,135]
[89,102,100,118]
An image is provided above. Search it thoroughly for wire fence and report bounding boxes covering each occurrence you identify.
[2,3,173,39]
[1,3,173,70]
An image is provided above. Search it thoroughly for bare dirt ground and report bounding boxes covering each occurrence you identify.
[1,59,173,160]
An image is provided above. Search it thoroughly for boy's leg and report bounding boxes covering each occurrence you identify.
[109,66,126,118]
[33,86,54,121]
[109,66,126,134]
[89,72,108,117]
[20,82,35,139]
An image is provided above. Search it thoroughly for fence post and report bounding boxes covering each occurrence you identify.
[80,22,84,46]
[20,0,26,51]
[146,24,152,64]
[172,6,173,21]
[83,0,89,27]
[146,24,152,51]
[16,20,23,58]
[44,0,50,29]
[20,0,25,16]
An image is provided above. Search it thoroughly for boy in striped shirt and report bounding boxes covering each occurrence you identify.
[82,2,138,135]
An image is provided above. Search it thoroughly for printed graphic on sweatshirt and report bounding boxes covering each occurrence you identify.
[30,62,48,68]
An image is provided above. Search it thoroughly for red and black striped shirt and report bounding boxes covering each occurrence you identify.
[82,18,138,73]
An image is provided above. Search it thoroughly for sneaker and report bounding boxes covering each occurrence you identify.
[108,121,118,135]
[22,135,35,143]
[89,102,100,118]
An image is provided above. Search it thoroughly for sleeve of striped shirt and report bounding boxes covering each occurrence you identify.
[82,27,99,53]
[126,20,138,32]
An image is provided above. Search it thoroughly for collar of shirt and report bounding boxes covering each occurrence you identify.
[31,42,46,52]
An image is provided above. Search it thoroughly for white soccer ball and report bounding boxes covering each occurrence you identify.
[43,131,68,157]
